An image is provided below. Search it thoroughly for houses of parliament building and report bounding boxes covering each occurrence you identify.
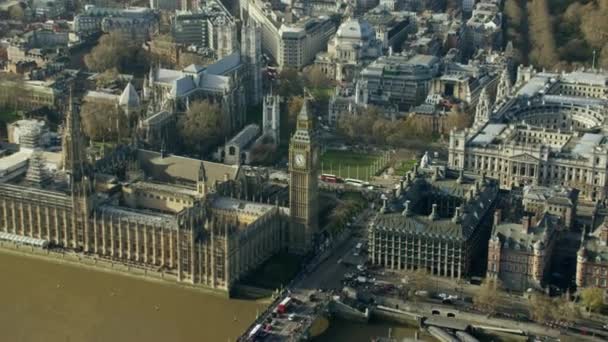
[0,98,320,295]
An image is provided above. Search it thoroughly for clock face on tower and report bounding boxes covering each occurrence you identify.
[294,153,306,168]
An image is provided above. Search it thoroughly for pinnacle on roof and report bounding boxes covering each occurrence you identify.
[298,97,312,122]
[119,82,140,108]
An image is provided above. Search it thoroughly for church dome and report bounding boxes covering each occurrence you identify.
[336,18,374,41]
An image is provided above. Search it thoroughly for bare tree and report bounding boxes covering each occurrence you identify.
[553,297,580,323]
[85,32,148,73]
[249,139,277,165]
[277,68,304,97]
[528,292,555,323]
[445,107,472,131]
[303,65,331,89]
[527,0,559,68]
[80,100,128,142]
[474,278,504,314]
[178,100,227,156]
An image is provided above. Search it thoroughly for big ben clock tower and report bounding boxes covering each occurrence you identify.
[289,98,319,255]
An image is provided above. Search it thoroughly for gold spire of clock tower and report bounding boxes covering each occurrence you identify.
[288,98,319,255]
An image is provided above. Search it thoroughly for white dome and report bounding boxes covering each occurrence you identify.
[336,18,374,41]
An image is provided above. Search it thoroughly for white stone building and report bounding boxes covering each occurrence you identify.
[448,69,608,203]
[315,17,382,82]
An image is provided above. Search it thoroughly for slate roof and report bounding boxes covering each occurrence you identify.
[205,52,241,75]
[170,76,197,97]
[211,196,274,217]
[372,172,497,240]
[136,149,239,187]
[492,214,557,251]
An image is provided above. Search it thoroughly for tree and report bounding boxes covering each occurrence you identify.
[249,138,277,165]
[553,297,580,323]
[303,65,331,89]
[85,32,148,73]
[287,96,304,135]
[445,107,472,131]
[580,287,605,313]
[408,269,431,294]
[528,292,554,323]
[8,4,24,20]
[277,68,304,97]
[527,0,559,69]
[178,53,209,69]
[80,100,128,142]
[474,278,503,314]
[178,100,227,156]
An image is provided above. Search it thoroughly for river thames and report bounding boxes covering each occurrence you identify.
[0,252,266,342]
[0,251,433,342]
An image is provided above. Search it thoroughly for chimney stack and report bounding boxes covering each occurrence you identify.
[493,209,502,227]
[429,203,438,221]
[522,216,531,234]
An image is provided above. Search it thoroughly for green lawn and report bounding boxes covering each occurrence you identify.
[393,159,417,176]
[341,191,366,206]
[320,149,385,181]
[241,252,302,290]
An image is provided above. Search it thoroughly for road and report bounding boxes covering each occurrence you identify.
[297,238,355,290]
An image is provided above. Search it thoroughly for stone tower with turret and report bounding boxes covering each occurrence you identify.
[62,91,87,185]
[473,86,491,128]
[241,22,263,106]
[496,68,511,102]
[262,94,281,144]
[288,98,319,254]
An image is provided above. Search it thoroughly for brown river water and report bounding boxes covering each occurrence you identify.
[0,251,434,342]
[0,252,265,342]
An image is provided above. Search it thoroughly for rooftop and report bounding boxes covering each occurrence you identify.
[97,204,179,229]
[561,71,608,86]
[470,123,507,146]
[136,149,239,187]
[211,196,275,217]
[493,214,557,250]
[372,170,497,240]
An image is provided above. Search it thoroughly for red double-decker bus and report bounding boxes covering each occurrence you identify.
[320,174,339,183]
